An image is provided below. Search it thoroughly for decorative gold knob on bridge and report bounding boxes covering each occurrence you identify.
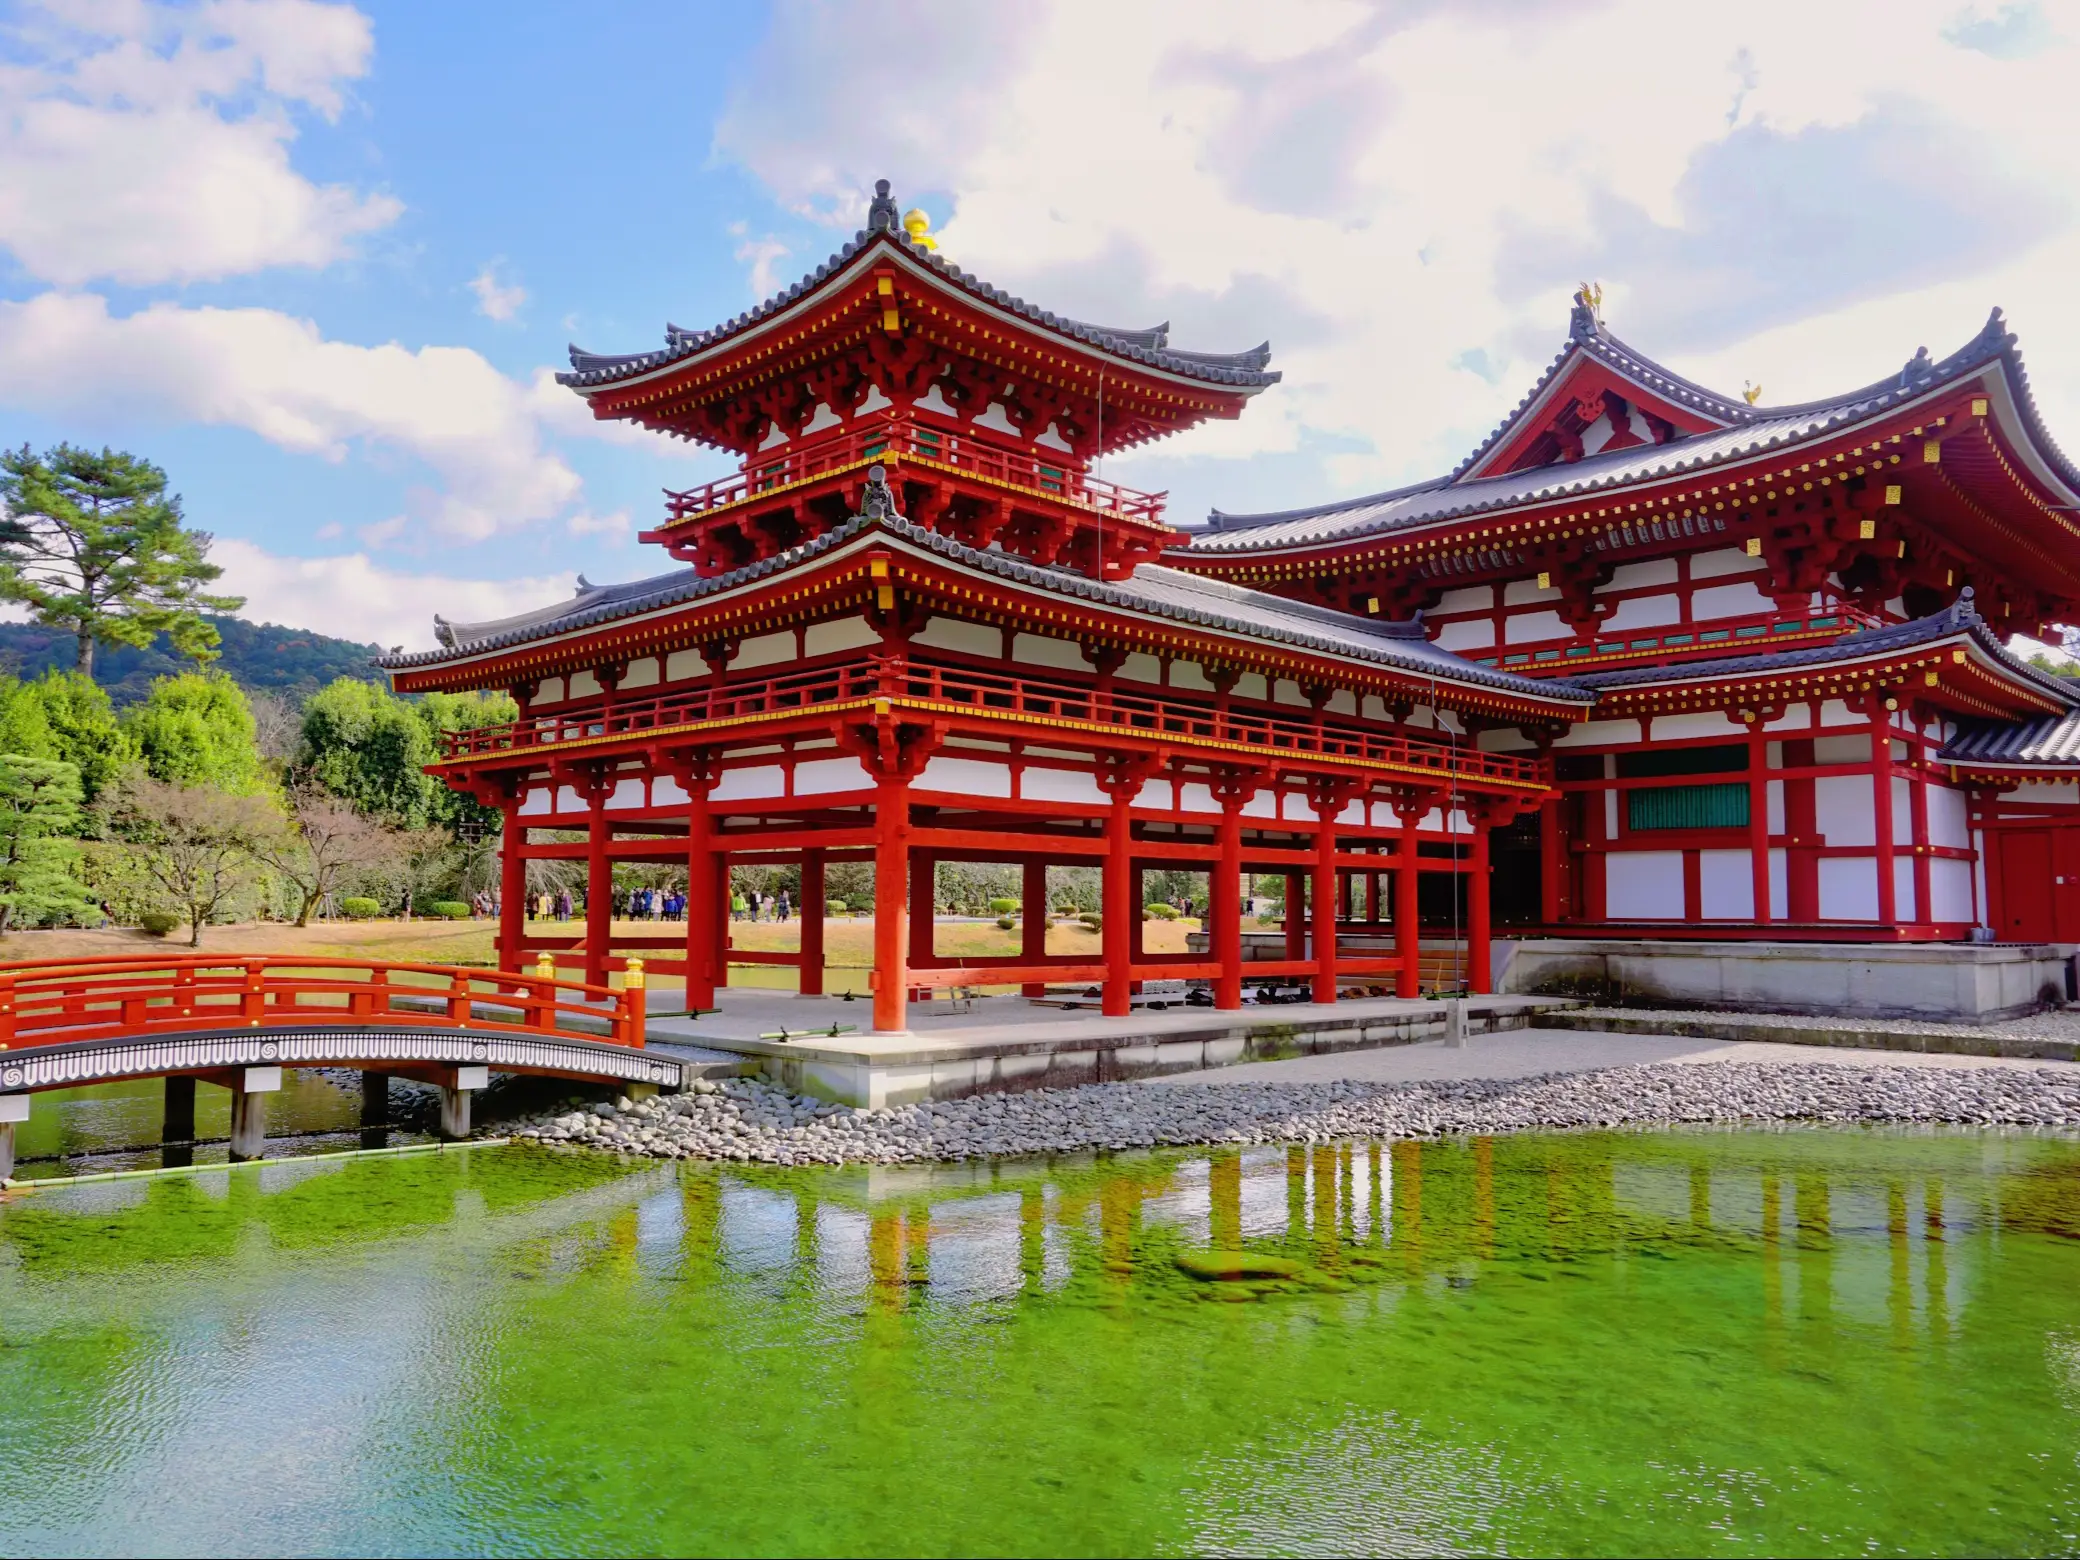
[535,954,556,981]
[625,958,646,990]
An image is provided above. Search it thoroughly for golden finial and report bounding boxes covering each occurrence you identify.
[902,208,937,251]
[1743,380,1763,405]
[1573,281,1603,313]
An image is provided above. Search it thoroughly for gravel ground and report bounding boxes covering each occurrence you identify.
[1571,1004,2080,1041]
[505,1061,2080,1167]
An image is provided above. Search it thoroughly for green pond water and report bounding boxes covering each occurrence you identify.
[3,1125,2080,1557]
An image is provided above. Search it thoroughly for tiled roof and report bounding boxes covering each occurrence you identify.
[1189,307,2047,555]
[557,183,1279,394]
[382,476,1586,708]
[1566,589,2080,706]
[1942,709,2080,768]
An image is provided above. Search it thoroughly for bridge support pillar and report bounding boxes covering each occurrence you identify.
[163,1076,196,1143]
[0,1093,26,1182]
[227,1066,280,1162]
[437,1064,489,1141]
[360,1071,390,1127]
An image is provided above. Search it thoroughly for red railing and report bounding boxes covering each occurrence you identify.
[442,660,1549,789]
[0,956,646,1052]
[662,413,1168,529]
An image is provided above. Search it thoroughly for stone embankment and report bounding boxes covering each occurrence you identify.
[507,1062,2080,1167]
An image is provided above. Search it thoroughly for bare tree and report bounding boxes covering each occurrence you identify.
[246,688,302,767]
[381,825,454,919]
[251,788,410,926]
[116,776,281,946]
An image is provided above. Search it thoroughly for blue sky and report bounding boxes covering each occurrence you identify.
[0,0,2074,650]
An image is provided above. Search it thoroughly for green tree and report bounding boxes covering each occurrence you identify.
[0,444,244,679]
[0,755,98,931]
[27,670,130,802]
[123,672,262,792]
[295,678,515,831]
[0,678,56,762]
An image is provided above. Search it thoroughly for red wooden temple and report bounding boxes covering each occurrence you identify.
[383,181,2080,1029]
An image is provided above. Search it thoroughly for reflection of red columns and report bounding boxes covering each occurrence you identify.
[1469,813,1494,994]
[497,800,525,974]
[1214,795,1246,1010]
[1020,859,1047,997]
[800,848,826,996]
[1397,798,1424,999]
[872,777,911,1032]
[1746,718,1772,926]
[584,789,612,988]
[684,782,716,1010]
[1871,701,1898,927]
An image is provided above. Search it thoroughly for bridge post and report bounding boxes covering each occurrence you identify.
[438,1064,489,1140]
[0,1093,26,1181]
[163,1076,196,1143]
[228,1066,281,1162]
[360,1072,390,1127]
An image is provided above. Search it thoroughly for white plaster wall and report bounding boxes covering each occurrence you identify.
[1769,848,1788,918]
[1927,784,1971,847]
[1337,797,1365,824]
[1894,856,1917,922]
[1766,779,1785,833]
[1893,776,1914,845]
[1327,690,1357,715]
[1815,775,1873,844]
[1436,619,1495,651]
[914,619,998,658]
[1120,653,1163,685]
[608,777,645,809]
[1234,673,1268,701]
[1434,585,1495,613]
[1598,558,1679,592]
[556,785,586,813]
[1607,851,1685,919]
[568,669,602,699]
[1506,610,1571,643]
[1819,857,1878,919]
[919,757,1012,797]
[1242,791,1277,819]
[1011,632,1088,672]
[915,383,955,416]
[1554,718,1645,749]
[1176,782,1219,813]
[1504,578,1561,606]
[664,651,704,683]
[1022,767,1105,806]
[2002,779,2080,804]
[1813,734,1871,766]
[736,631,796,669]
[1600,594,1681,632]
[536,676,566,704]
[1283,793,1318,821]
[806,619,880,658]
[795,757,872,795]
[1273,679,1309,707]
[619,656,659,690]
[1691,547,1766,580]
[1765,706,1812,732]
[1692,580,1775,619]
[1818,699,1863,728]
[1652,711,1745,739]
[1477,729,1533,752]
[711,765,786,802]
[1135,779,1174,811]
[518,788,550,816]
[1931,857,1976,921]
[1171,660,1213,692]
[1698,850,1753,919]
[652,776,689,806]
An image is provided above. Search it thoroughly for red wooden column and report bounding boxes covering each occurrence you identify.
[1783,729,1820,921]
[1309,782,1356,1005]
[1283,871,1306,961]
[1020,859,1048,997]
[1538,797,1564,926]
[1908,722,1932,927]
[800,848,826,997]
[1396,795,1425,999]
[584,790,612,989]
[1096,759,1153,1018]
[1745,716,1772,926]
[1211,770,1257,1012]
[713,853,731,990]
[1469,811,1495,994]
[683,783,717,1012]
[497,799,526,974]
[1870,700,1898,927]
[872,776,912,1033]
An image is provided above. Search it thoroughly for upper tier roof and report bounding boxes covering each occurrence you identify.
[1189,304,2073,556]
[557,180,1279,395]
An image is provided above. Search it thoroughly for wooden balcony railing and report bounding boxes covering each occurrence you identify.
[441,661,1550,789]
[662,414,1168,529]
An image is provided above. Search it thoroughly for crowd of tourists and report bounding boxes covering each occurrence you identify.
[503,885,805,921]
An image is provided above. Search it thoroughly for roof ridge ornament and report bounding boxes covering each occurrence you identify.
[1951,584,1978,627]
[1569,281,1603,343]
[868,178,899,233]
[1899,344,1934,389]
[858,463,902,522]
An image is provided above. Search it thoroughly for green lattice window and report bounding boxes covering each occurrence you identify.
[1628,781,1749,831]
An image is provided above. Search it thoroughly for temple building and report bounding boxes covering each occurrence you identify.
[381,182,2080,1029]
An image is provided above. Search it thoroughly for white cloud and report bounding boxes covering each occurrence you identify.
[717,0,2080,514]
[469,261,527,322]
[0,291,583,542]
[566,510,630,541]
[732,233,791,301]
[0,0,401,286]
[211,538,574,653]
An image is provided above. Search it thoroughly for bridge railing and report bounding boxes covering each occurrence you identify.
[0,956,647,1052]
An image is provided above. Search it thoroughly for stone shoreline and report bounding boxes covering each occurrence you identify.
[505,1061,2080,1166]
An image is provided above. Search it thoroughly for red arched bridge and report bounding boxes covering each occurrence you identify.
[0,955,678,1178]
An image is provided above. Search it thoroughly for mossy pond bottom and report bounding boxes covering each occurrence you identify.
[4,1126,2080,1556]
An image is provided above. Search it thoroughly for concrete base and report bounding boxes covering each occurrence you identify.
[0,1121,11,1182]
[1501,937,2075,1021]
[228,1089,266,1161]
[438,1086,471,1140]
[0,1095,21,1181]
[650,993,1568,1108]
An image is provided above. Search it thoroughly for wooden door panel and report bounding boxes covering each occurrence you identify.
[1999,830,2055,941]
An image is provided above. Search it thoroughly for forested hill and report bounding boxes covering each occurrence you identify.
[0,616,385,705]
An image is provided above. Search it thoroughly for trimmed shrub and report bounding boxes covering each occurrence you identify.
[1144,902,1179,920]
[827,899,847,917]
[1079,911,1102,931]
[987,897,1019,916]
[995,915,1015,931]
[425,901,472,920]
[341,897,381,920]
[139,909,181,937]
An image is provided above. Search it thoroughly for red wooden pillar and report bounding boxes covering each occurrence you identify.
[1470,815,1494,994]
[1909,725,1931,927]
[1746,720,1772,926]
[1283,871,1306,961]
[1310,793,1342,1005]
[1538,797,1563,926]
[584,795,612,989]
[800,848,826,997]
[497,800,525,975]
[1214,799,1245,1010]
[713,853,731,990]
[1020,859,1048,997]
[909,850,936,966]
[1871,703,1898,927]
[1102,792,1134,1017]
[1396,801,1423,999]
[872,778,910,1033]
[684,786,716,1012]
[1784,731,1820,921]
